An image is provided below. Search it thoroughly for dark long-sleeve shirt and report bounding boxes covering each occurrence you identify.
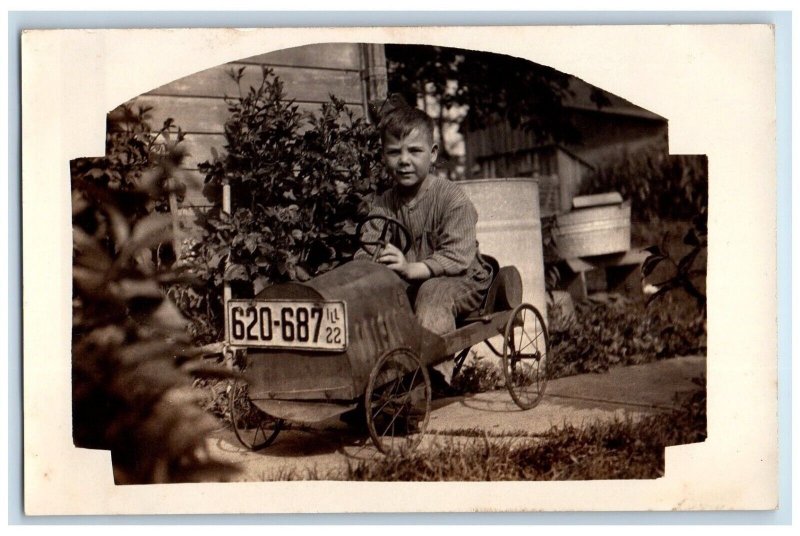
[355,175,491,282]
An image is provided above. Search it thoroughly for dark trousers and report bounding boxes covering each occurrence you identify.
[411,274,491,383]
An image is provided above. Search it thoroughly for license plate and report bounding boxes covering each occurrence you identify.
[226,299,347,351]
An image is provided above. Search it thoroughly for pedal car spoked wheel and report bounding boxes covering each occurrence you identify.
[228,378,283,451]
[365,347,431,455]
[502,303,549,410]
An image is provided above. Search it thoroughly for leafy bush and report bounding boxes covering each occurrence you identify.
[542,217,708,379]
[71,105,236,484]
[451,352,504,394]
[581,142,708,222]
[183,68,389,342]
[347,380,706,481]
[450,283,706,391]
[72,104,188,217]
[548,295,706,378]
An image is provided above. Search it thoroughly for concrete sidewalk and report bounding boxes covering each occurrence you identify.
[208,355,706,480]
[428,354,705,437]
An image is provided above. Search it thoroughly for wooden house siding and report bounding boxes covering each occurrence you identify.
[464,75,667,173]
[555,149,587,212]
[123,43,383,209]
[463,76,666,215]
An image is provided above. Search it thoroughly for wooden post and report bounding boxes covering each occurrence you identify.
[167,192,181,263]
[222,181,232,348]
[360,43,388,121]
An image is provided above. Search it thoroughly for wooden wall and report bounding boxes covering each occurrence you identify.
[464,76,667,174]
[470,144,592,216]
[123,43,380,209]
[555,148,591,213]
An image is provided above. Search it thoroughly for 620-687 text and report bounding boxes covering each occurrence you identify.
[230,305,343,345]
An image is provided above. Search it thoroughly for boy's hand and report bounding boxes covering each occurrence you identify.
[377,243,432,280]
[377,242,409,275]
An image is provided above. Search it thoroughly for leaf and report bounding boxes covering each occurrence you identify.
[147,299,190,331]
[118,340,181,365]
[135,167,165,196]
[161,386,207,407]
[130,213,173,244]
[677,247,702,275]
[683,228,699,247]
[645,281,680,307]
[295,265,311,282]
[208,249,229,269]
[72,266,106,295]
[276,259,288,275]
[224,263,248,282]
[80,325,126,348]
[71,189,90,216]
[253,275,270,294]
[243,236,258,254]
[104,201,131,246]
[73,227,113,272]
[113,278,163,301]
[111,214,173,272]
[178,361,237,380]
[641,254,666,277]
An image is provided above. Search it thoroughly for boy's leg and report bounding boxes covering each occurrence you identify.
[414,276,488,385]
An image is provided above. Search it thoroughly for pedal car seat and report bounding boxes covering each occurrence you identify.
[460,255,523,323]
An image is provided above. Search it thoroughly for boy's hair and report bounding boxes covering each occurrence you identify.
[378,104,435,145]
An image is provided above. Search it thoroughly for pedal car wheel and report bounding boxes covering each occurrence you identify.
[228,378,283,451]
[365,347,431,455]
[502,303,549,410]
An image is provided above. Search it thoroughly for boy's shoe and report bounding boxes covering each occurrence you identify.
[339,405,367,431]
[428,367,460,399]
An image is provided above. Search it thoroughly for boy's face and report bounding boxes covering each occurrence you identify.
[382,128,438,190]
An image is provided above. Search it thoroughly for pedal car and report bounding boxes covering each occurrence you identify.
[226,215,549,454]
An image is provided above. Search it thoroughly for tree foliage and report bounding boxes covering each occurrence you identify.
[385,44,608,142]
[71,105,236,484]
[581,142,709,222]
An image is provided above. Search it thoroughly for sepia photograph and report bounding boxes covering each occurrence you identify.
[21,24,778,514]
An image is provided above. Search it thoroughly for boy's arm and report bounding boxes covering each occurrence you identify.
[420,199,479,277]
[375,243,432,280]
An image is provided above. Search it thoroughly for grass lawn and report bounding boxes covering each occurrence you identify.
[346,382,706,481]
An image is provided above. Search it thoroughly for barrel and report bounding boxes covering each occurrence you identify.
[459,178,547,324]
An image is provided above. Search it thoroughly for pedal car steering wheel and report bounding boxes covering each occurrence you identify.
[355,215,412,261]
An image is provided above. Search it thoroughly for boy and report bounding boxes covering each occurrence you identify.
[355,102,492,385]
